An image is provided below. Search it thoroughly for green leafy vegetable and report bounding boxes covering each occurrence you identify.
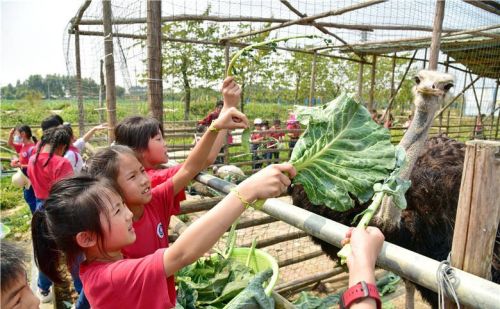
[338,145,410,264]
[291,93,396,211]
[222,269,275,309]
[292,292,340,309]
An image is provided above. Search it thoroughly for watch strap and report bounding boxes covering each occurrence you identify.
[340,281,381,309]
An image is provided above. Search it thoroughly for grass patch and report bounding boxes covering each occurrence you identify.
[2,206,31,240]
[0,176,24,210]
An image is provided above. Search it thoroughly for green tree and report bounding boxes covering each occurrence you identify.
[161,7,225,120]
[1,84,16,99]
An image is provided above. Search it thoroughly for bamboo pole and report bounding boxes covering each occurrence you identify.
[279,0,362,59]
[434,75,481,119]
[240,231,308,249]
[332,24,500,52]
[489,80,498,139]
[102,0,117,143]
[278,251,325,268]
[309,52,317,106]
[98,59,105,124]
[146,0,163,124]
[428,0,445,70]
[74,28,85,137]
[74,14,462,32]
[219,0,387,42]
[179,197,223,214]
[381,50,417,121]
[275,268,344,294]
[357,61,364,105]
[463,0,500,15]
[368,55,377,111]
[76,30,369,64]
[236,216,278,230]
[390,53,396,102]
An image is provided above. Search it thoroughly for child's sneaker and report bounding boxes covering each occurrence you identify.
[36,287,53,303]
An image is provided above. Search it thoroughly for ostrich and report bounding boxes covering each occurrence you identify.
[291,70,467,308]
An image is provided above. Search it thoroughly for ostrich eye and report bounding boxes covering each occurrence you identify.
[443,83,454,91]
[414,76,421,84]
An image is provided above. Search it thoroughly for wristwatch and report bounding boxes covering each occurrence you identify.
[339,281,381,309]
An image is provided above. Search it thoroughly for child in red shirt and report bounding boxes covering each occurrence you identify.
[27,125,73,208]
[87,107,247,259]
[266,119,285,164]
[8,124,37,213]
[26,125,78,303]
[32,152,296,308]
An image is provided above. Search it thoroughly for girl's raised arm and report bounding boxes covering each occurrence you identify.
[163,163,296,277]
[203,77,241,167]
[171,108,248,195]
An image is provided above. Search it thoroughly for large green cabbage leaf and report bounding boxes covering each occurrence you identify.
[290,93,396,211]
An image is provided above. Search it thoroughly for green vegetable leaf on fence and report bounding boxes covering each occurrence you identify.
[290,93,396,211]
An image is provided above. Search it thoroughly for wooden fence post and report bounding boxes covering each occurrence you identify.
[449,140,500,307]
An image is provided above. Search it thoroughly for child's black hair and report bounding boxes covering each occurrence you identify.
[1,241,27,292]
[41,114,64,132]
[115,116,164,152]
[31,175,116,284]
[35,125,71,167]
[86,145,138,196]
[215,100,224,108]
[16,124,37,144]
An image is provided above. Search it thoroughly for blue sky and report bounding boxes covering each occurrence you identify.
[1,0,82,86]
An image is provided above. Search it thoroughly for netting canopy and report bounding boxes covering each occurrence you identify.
[65,0,499,118]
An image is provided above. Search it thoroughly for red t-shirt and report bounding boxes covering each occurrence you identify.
[27,153,73,200]
[80,249,174,309]
[146,164,183,189]
[121,176,182,258]
[287,123,301,139]
[145,164,186,212]
[13,142,36,165]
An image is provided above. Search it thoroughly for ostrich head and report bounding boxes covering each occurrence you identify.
[373,69,455,231]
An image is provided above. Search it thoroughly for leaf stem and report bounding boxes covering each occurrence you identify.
[337,191,385,264]
[226,35,319,77]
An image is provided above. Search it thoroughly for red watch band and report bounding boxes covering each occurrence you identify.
[340,281,381,309]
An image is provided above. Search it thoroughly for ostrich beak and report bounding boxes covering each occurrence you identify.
[416,86,444,96]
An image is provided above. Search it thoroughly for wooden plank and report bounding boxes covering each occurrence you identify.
[146,0,164,123]
[428,0,446,70]
[451,140,500,275]
[102,1,117,142]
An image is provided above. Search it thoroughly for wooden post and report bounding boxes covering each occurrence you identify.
[428,0,445,70]
[450,141,500,306]
[368,55,377,111]
[99,59,105,124]
[147,0,163,124]
[357,61,364,105]
[74,27,85,137]
[309,52,317,106]
[439,55,450,134]
[102,0,117,143]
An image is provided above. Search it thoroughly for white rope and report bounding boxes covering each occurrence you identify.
[437,258,460,309]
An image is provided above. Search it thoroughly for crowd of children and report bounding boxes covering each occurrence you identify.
[4,76,384,309]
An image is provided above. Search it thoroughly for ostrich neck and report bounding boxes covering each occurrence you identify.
[398,99,438,180]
